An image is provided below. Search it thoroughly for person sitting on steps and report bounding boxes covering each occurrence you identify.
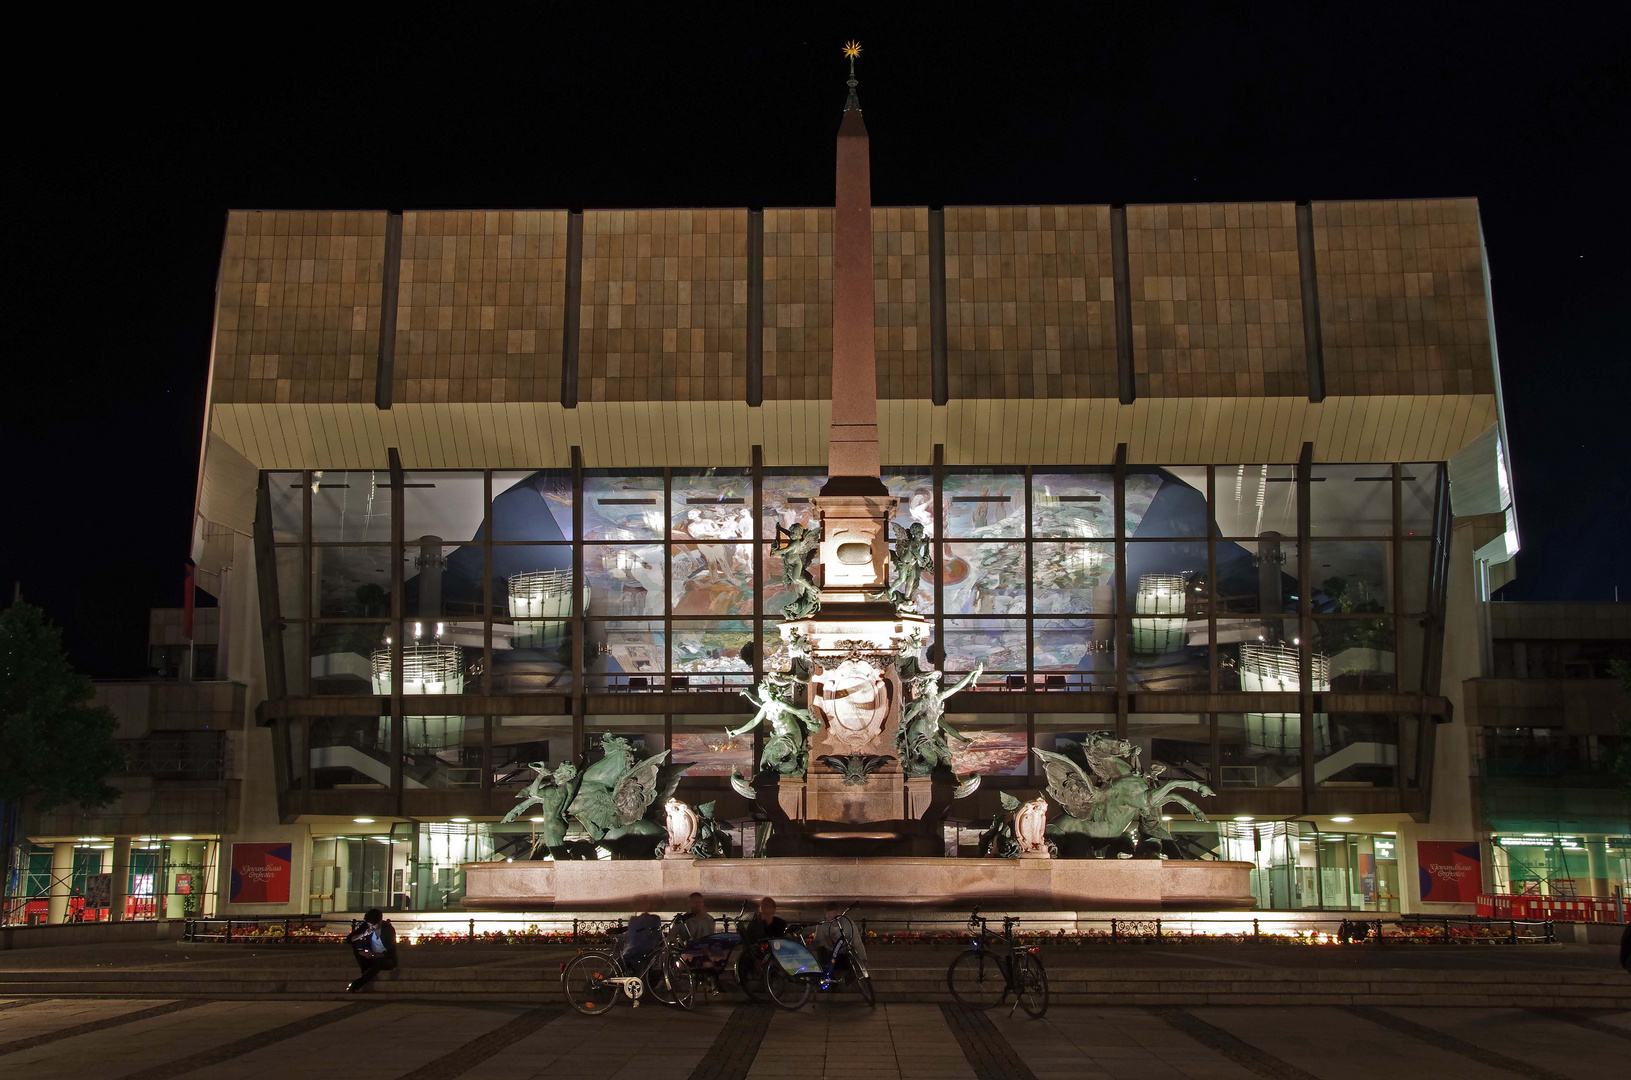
[740,896,787,943]
[344,908,398,993]
[674,891,716,943]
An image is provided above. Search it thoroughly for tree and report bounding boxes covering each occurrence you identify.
[1,602,127,906]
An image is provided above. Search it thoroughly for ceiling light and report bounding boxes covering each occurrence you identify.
[1234,816,1255,822]
[450,817,471,824]
[353,818,376,824]
[77,836,102,842]
[1330,816,1353,823]
[169,835,194,841]
[1161,816,1173,822]
[530,816,547,824]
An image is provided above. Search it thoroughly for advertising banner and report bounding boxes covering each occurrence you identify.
[1417,840,1481,903]
[229,842,293,904]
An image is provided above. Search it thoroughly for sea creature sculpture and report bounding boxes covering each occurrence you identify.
[1032,734,1213,857]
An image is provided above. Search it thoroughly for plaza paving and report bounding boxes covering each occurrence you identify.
[2,995,1629,1079]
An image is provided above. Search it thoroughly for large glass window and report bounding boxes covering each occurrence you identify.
[311,471,392,542]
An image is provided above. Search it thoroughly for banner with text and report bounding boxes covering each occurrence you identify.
[1417,840,1481,903]
[229,842,293,904]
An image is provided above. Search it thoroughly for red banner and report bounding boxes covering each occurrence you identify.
[1417,840,1481,903]
[229,842,293,904]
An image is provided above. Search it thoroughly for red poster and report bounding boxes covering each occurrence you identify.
[1417,840,1481,903]
[230,842,293,904]
[174,873,193,895]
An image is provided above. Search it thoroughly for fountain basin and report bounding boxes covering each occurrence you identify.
[461,856,1256,911]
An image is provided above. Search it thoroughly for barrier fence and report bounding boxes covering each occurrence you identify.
[1477,893,1628,924]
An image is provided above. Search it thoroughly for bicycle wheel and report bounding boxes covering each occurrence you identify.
[1014,952,1049,1018]
[946,949,1006,1008]
[647,948,696,1010]
[562,952,619,1016]
[735,949,767,1002]
[765,957,814,1011]
[848,956,875,1008]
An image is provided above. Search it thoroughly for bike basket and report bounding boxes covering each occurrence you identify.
[768,937,822,977]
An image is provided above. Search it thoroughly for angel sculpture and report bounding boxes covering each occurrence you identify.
[775,522,823,619]
[896,663,982,777]
[502,760,581,853]
[877,522,931,612]
[730,680,821,777]
[1032,736,1212,858]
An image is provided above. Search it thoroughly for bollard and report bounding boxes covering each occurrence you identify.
[1156,918,1162,941]
[469,918,476,943]
[1441,919,1450,943]
[225,919,232,943]
[1253,918,1259,941]
[1111,918,1118,942]
[283,919,291,944]
[572,918,579,945]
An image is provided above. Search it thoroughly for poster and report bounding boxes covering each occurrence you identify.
[174,873,193,895]
[230,842,293,904]
[1417,840,1481,903]
[1358,853,1377,902]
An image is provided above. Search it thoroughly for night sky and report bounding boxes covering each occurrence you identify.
[7,5,1628,676]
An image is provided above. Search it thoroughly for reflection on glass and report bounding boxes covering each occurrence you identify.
[762,472,825,535]
[583,473,664,540]
[1400,464,1441,537]
[401,714,482,788]
[1031,470,1114,537]
[1314,618,1396,691]
[275,547,304,619]
[1130,573,1192,656]
[1033,618,1115,683]
[1032,542,1113,614]
[1310,541,1391,613]
[885,470,935,534]
[309,718,389,790]
[591,620,665,685]
[1215,465,1297,537]
[1400,540,1431,614]
[671,621,753,686]
[584,544,665,616]
[491,620,573,692]
[404,542,485,618]
[1237,641,1331,753]
[1127,715,1211,784]
[268,472,303,541]
[669,727,754,777]
[309,623,388,695]
[949,727,1029,776]
[1311,465,1394,536]
[404,471,484,544]
[313,546,393,618]
[943,471,1025,538]
[942,618,1026,673]
[1218,713,1301,788]
[1316,714,1398,788]
[943,542,1027,615]
[671,471,754,539]
[672,544,755,615]
[1213,536,1299,615]
[491,717,573,782]
[1126,467,1208,537]
[311,471,393,542]
[492,470,574,541]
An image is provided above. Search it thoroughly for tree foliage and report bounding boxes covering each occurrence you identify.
[0,602,126,810]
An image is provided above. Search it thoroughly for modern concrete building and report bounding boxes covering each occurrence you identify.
[18,73,1616,926]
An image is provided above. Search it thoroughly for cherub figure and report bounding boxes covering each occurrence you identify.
[877,522,931,612]
[775,522,823,619]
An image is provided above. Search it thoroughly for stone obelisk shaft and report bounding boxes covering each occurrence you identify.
[826,104,884,490]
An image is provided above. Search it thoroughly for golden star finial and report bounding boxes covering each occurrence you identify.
[842,40,862,60]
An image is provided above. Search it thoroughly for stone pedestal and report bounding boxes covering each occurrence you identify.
[904,777,934,820]
[777,778,806,822]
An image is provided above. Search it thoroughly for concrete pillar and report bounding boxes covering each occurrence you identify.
[110,837,131,921]
[1585,838,1609,899]
[47,842,74,924]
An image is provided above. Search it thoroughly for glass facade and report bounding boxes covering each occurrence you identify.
[262,461,1446,802]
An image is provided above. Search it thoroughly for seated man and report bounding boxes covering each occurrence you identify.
[812,901,867,969]
[739,896,787,943]
[675,891,716,942]
[344,908,398,992]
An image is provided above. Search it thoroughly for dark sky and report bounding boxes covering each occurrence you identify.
[7,3,1629,676]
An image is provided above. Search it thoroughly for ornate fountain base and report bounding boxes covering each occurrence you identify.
[461,856,1256,911]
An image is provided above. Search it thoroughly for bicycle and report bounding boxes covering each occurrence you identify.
[560,918,697,1015]
[802,906,874,1008]
[945,907,1048,1018]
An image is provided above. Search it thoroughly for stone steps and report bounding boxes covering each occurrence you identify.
[5,964,1628,1008]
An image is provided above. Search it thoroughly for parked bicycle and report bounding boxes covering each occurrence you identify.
[945,907,1048,1017]
[804,905,874,1008]
[561,913,696,1015]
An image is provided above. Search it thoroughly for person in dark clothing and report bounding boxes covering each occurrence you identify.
[345,908,399,992]
[740,896,787,943]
